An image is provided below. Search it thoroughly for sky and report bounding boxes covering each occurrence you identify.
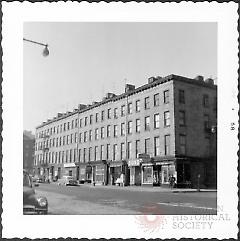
[23,22,217,133]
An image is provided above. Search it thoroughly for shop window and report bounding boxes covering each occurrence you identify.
[142,166,152,184]
[69,170,72,176]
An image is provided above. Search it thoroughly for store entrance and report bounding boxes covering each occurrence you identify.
[153,165,161,186]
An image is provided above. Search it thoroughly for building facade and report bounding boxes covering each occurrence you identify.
[23,130,35,174]
[34,74,217,188]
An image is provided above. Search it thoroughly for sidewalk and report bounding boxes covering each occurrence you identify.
[77,183,217,193]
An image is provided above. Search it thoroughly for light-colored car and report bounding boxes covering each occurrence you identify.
[57,176,78,186]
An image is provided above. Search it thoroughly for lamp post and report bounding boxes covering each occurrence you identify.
[23,38,49,57]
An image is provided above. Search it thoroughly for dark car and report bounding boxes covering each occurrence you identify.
[23,170,48,215]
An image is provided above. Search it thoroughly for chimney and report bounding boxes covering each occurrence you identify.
[57,113,63,117]
[106,93,116,99]
[125,84,135,93]
[78,104,87,110]
[205,78,214,85]
[92,101,98,105]
[148,76,157,84]
[194,75,204,82]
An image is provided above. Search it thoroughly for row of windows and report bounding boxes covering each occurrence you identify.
[36,111,172,150]
[35,134,188,166]
[37,90,215,139]
[35,110,195,150]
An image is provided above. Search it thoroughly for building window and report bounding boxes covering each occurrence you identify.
[120,143,125,160]
[163,90,169,104]
[66,135,69,145]
[179,89,185,104]
[121,123,125,136]
[63,123,66,131]
[95,128,99,140]
[79,119,82,128]
[107,108,111,119]
[67,122,70,130]
[101,110,105,121]
[164,111,170,127]
[179,135,186,155]
[84,131,87,142]
[136,100,140,112]
[78,149,81,162]
[127,142,132,159]
[114,125,118,137]
[114,108,118,119]
[65,150,68,163]
[69,149,72,162]
[89,130,92,141]
[154,93,160,106]
[106,144,110,160]
[121,105,125,116]
[83,148,87,162]
[135,140,140,158]
[56,138,58,147]
[204,114,210,130]
[179,111,186,126]
[88,147,92,162]
[60,124,62,133]
[145,138,150,154]
[154,113,160,129]
[203,94,209,108]
[71,120,74,129]
[94,146,99,161]
[107,125,111,137]
[74,133,77,143]
[113,144,118,161]
[145,116,150,131]
[100,145,104,160]
[62,136,65,146]
[154,136,160,156]
[128,102,133,114]
[144,97,150,109]
[136,119,141,133]
[101,127,105,139]
[164,135,170,155]
[128,121,133,134]
[75,119,78,128]
[95,113,99,123]
[90,115,93,125]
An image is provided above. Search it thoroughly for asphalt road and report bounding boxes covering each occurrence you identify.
[35,183,217,215]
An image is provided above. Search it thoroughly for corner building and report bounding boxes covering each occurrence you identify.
[34,74,217,188]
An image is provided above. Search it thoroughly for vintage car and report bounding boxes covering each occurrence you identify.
[23,170,48,215]
[57,176,78,186]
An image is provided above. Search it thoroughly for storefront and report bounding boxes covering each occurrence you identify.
[63,163,77,178]
[90,160,108,185]
[142,162,153,185]
[128,159,141,186]
[109,160,128,185]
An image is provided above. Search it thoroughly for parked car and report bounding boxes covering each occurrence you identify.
[57,176,78,186]
[23,170,48,215]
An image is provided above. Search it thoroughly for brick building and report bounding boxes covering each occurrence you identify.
[23,130,35,174]
[34,74,217,188]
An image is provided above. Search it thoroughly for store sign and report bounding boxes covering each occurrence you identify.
[142,163,152,166]
[128,159,140,167]
[155,162,174,165]
[64,163,76,168]
[138,153,150,160]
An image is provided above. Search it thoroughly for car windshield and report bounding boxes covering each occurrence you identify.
[23,172,31,187]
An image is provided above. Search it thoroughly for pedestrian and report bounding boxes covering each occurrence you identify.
[169,175,176,189]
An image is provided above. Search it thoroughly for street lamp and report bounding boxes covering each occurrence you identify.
[23,38,49,57]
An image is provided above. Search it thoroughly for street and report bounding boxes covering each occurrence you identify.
[35,183,217,215]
